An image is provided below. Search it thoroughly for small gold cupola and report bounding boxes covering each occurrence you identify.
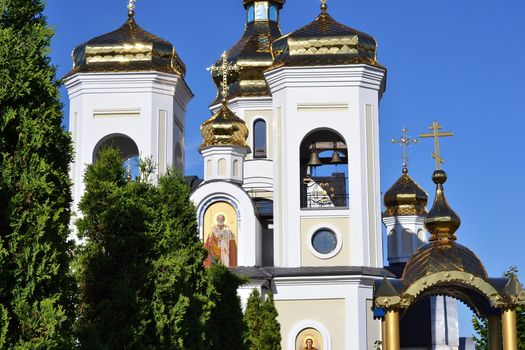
[384,167,428,217]
[269,0,383,70]
[67,1,185,77]
[200,52,250,151]
[402,123,488,285]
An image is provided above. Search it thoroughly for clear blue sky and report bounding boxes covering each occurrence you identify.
[44,0,525,337]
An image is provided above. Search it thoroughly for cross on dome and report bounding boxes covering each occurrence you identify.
[207,51,239,105]
[419,121,453,170]
[391,128,419,172]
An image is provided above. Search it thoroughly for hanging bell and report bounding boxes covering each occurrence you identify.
[330,150,342,164]
[308,150,322,167]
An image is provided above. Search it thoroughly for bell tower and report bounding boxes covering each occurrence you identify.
[64,4,192,214]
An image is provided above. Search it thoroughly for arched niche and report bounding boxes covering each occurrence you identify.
[92,133,139,163]
[202,201,238,268]
[299,129,348,209]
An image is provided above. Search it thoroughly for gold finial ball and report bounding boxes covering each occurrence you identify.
[432,170,447,184]
[321,0,328,12]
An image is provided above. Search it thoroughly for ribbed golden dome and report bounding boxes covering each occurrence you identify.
[384,168,428,217]
[269,3,383,70]
[67,14,185,77]
[210,1,284,105]
[402,170,488,285]
[200,101,250,151]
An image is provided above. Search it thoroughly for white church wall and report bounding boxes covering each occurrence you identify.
[265,65,386,268]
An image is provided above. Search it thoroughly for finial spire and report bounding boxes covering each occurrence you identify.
[391,128,419,173]
[419,121,453,170]
[128,0,136,18]
[320,0,328,13]
[207,51,239,106]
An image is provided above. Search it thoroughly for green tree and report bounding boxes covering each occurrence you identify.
[244,289,282,350]
[0,0,76,348]
[75,148,213,349]
[473,267,525,349]
[204,264,246,350]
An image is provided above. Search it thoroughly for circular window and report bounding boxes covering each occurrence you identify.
[311,229,337,255]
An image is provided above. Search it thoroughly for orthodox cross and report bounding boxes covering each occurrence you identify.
[391,128,419,170]
[207,51,238,103]
[419,121,453,170]
[128,0,136,16]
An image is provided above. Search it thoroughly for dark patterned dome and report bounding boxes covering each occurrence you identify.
[67,14,185,77]
[269,2,383,70]
[384,168,428,217]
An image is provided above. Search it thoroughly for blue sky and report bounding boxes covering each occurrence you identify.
[45,0,525,337]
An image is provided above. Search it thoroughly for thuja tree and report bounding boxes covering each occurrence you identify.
[75,148,212,349]
[244,290,282,350]
[204,264,246,350]
[473,267,525,349]
[0,0,76,348]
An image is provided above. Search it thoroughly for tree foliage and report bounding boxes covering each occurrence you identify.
[473,267,525,349]
[76,148,245,349]
[204,264,246,350]
[244,289,282,350]
[0,0,76,348]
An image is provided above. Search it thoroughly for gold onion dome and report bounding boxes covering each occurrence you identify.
[67,13,185,77]
[200,101,250,151]
[384,167,428,217]
[210,0,285,105]
[269,2,384,69]
[402,170,488,286]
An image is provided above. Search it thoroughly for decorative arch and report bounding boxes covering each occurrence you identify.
[401,229,413,255]
[92,133,139,162]
[288,320,332,350]
[299,128,348,209]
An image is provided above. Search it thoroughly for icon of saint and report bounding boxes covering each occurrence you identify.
[304,338,319,350]
[204,214,237,268]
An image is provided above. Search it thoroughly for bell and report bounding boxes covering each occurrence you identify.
[330,150,342,164]
[307,150,322,167]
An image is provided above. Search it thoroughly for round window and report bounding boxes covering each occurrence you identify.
[311,229,337,255]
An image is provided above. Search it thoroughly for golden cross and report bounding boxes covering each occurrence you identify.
[207,51,238,103]
[128,0,136,16]
[391,128,419,170]
[419,121,453,170]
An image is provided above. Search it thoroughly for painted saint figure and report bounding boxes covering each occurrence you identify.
[204,214,237,268]
[304,338,319,350]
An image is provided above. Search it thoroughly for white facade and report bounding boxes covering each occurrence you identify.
[65,71,192,215]
[265,65,386,269]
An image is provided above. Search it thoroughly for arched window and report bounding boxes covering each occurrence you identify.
[93,133,139,180]
[253,119,267,158]
[299,129,348,208]
[233,160,240,177]
[218,158,227,176]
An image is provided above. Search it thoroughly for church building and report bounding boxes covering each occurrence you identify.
[63,1,520,349]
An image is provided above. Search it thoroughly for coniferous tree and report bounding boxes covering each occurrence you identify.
[204,264,246,350]
[244,290,282,350]
[473,267,525,349]
[75,148,156,349]
[0,0,76,348]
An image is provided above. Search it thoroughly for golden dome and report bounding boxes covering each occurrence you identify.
[210,1,284,105]
[269,2,384,70]
[384,167,428,217]
[402,170,488,285]
[200,101,250,151]
[67,14,185,77]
